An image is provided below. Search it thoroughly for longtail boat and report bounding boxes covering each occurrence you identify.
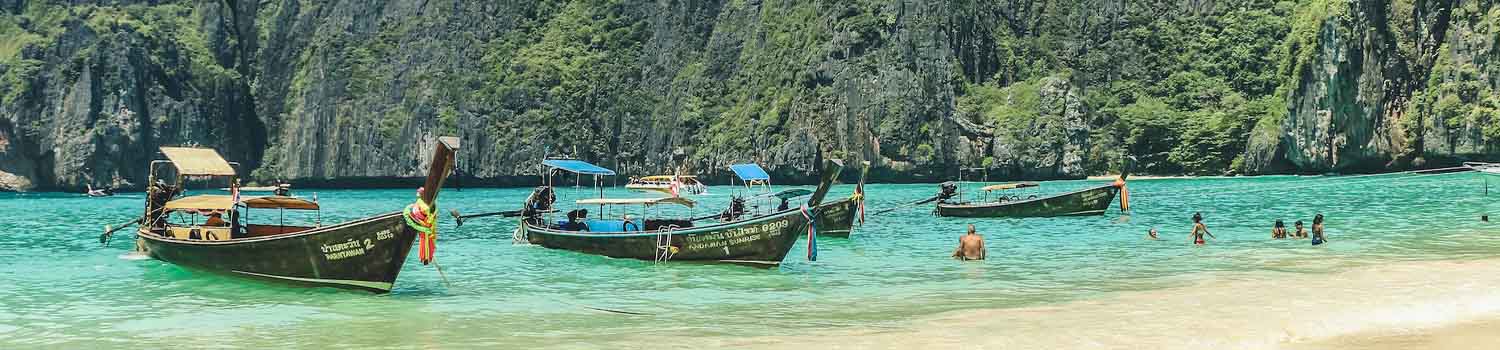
[518,160,843,266]
[934,175,1128,218]
[810,162,869,238]
[625,175,708,196]
[131,137,459,293]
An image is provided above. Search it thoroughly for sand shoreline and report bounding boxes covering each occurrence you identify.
[632,258,1500,349]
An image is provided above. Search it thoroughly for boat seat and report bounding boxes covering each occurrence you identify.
[584,220,637,232]
[166,226,232,241]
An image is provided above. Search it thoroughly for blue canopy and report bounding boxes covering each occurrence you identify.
[729,164,770,181]
[543,159,616,176]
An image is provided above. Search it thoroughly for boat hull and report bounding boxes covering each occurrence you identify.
[521,209,809,266]
[814,198,859,238]
[936,185,1119,218]
[137,213,416,293]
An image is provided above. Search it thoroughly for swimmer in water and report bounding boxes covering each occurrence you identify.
[952,224,986,261]
[1293,220,1307,239]
[1311,214,1327,245]
[1147,227,1159,240]
[1271,220,1288,239]
[1189,212,1214,245]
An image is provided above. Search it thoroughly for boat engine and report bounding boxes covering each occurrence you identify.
[936,182,958,203]
[719,196,747,222]
[521,186,556,222]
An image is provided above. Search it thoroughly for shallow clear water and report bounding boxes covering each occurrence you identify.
[3,172,1500,348]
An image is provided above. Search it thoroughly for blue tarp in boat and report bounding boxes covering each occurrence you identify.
[729,164,770,181]
[543,159,616,175]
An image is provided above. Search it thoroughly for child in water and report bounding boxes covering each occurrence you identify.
[1190,212,1215,245]
[1147,228,1159,240]
[1271,220,1288,239]
[1311,214,1327,245]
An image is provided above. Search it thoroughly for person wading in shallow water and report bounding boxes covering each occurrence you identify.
[1293,220,1308,239]
[953,224,985,261]
[1189,212,1215,245]
[1311,214,1328,245]
[1271,220,1289,239]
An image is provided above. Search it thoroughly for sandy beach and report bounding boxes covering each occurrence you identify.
[1287,318,1500,350]
[636,258,1500,350]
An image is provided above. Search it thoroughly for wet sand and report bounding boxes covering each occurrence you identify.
[638,258,1500,350]
[1286,318,1500,350]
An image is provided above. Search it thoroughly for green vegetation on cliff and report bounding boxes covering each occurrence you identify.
[3,0,1500,190]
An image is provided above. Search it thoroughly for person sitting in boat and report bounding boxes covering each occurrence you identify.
[561,209,590,231]
[1311,214,1327,245]
[778,198,790,211]
[1271,220,1288,239]
[204,211,228,227]
[1293,220,1307,239]
[952,224,985,261]
[1189,212,1214,245]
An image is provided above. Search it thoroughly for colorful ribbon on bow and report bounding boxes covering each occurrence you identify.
[403,188,438,265]
[851,189,865,226]
[800,204,817,261]
[1113,176,1130,211]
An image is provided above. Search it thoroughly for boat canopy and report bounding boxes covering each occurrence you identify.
[981,182,1039,191]
[160,147,236,176]
[754,188,812,200]
[729,164,770,181]
[542,159,616,176]
[575,197,695,208]
[240,196,320,210]
[163,195,236,211]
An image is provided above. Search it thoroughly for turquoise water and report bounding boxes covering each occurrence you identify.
[4,173,1500,348]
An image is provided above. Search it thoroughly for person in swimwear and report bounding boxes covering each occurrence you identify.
[952,224,985,260]
[1271,220,1288,239]
[1311,214,1327,245]
[1147,227,1159,240]
[1293,220,1307,239]
[1189,212,1214,245]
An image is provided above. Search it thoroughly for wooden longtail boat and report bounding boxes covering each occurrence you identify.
[625,175,708,196]
[518,160,843,266]
[812,162,869,238]
[133,137,459,293]
[935,180,1124,218]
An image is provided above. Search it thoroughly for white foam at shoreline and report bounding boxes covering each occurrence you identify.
[648,258,1500,349]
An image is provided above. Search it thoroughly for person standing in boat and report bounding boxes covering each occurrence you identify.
[1311,214,1327,245]
[1189,212,1214,245]
[1293,220,1308,239]
[1271,220,1288,239]
[953,224,985,260]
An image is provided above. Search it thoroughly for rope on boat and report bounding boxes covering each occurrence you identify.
[549,297,653,316]
[511,223,530,245]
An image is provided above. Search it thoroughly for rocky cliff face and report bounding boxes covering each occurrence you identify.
[0,1,262,191]
[3,0,1500,191]
[1248,0,1500,173]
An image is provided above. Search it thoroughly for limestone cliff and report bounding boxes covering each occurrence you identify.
[4,0,1500,191]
